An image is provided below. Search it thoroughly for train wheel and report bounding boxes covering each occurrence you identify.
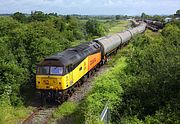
[72,88,75,93]
[94,66,98,72]
[87,72,91,78]
[92,69,95,76]
[97,63,100,68]
[81,75,88,82]
[63,91,68,101]
[89,70,93,77]
[41,93,46,106]
[61,95,65,103]
[69,89,73,97]
[77,81,81,87]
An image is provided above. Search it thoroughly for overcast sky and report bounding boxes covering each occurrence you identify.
[0,0,179,15]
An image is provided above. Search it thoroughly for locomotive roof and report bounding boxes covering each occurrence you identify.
[37,41,101,67]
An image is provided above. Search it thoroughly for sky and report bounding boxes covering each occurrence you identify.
[0,0,179,15]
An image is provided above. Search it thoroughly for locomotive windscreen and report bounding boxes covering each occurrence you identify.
[37,66,64,75]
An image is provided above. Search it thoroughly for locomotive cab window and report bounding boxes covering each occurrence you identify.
[50,67,63,75]
[37,66,49,75]
[37,66,64,75]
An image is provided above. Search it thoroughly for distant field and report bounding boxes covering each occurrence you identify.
[73,20,129,47]
[108,20,129,34]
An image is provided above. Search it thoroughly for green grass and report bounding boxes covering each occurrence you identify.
[83,54,127,124]
[145,29,162,40]
[0,105,33,124]
[108,20,129,34]
[50,101,85,124]
[53,102,78,118]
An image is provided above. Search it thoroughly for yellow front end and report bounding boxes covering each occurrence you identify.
[36,75,69,90]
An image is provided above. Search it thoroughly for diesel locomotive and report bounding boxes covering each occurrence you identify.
[36,21,146,102]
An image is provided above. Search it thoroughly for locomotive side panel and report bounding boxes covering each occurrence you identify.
[88,52,101,71]
[72,57,89,84]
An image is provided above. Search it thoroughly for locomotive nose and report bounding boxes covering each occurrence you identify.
[36,76,62,90]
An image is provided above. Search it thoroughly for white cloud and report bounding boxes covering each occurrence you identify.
[0,0,179,15]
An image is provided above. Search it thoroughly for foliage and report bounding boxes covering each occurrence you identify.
[141,12,147,20]
[11,12,27,23]
[140,12,164,22]
[53,102,78,118]
[51,101,85,124]
[115,15,121,20]
[84,57,126,123]
[0,86,32,124]
[85,19,106,38]
[176,9,180,14]
[112,21,180,123]
[29,11,49,22]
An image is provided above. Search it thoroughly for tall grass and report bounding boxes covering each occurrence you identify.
[0,105,32,124]
[84,55,127,123]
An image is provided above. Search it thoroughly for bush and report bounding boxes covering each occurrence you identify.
[112,22,180,123]
[84,58,126,123]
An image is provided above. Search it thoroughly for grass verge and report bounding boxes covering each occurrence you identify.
[0,105,32,124]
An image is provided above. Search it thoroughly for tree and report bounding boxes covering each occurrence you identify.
[115,15,120,20]
[29,11,49,22]
[153,15,164,22]
[141,12,146,20]
[11,12,27,23]
[48,12,58,17]
[176,9,180,14]
[54,18,66,32]
[85,19,105,37]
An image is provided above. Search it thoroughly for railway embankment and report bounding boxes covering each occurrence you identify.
[50,21,180,124]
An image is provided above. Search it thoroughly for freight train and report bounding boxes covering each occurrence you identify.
[145,19,164,31]
[36,21,146,103]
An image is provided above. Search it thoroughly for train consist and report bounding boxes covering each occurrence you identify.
[145,20,164,32]
[36,21,146,102]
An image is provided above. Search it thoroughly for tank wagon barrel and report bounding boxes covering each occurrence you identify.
[93,22,146,57]
[36,20,146,103]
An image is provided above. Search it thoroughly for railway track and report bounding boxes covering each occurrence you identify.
[22,106,56,124]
